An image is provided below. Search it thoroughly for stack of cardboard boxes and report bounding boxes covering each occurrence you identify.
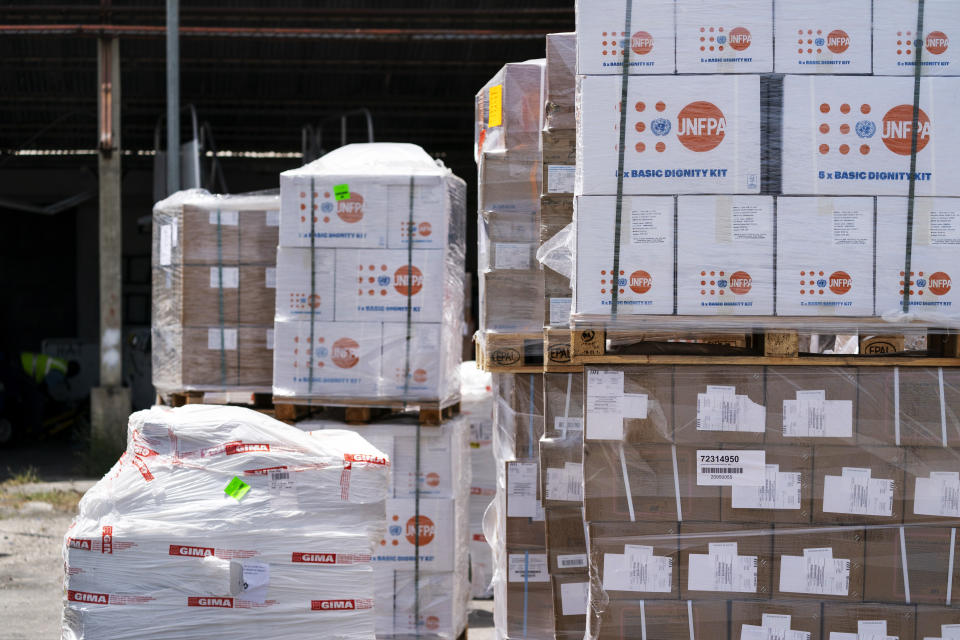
[273,143,466,404]
[152,191,279,397]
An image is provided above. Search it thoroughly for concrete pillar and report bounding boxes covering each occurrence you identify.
[91,37,131,448]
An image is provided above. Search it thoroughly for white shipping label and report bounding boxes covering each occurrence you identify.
[494,243,531,270]
[732,464,802,510]
[586,370,624,440]
[914,472,960,517]
[783,390,853,439]
[822,468,894,517]
[507,462,538,518]
[508,553,549,583]
[931,210,960,245]
[623,393,649,419]
[265,329,274,351]
[159,225,172,266]
[688,546,758,593]
[265,267,277,288]
[265,210,280,227]
[560,581,589,617]
[556,554,588,570]
[240,561,270,604]
[941,624,960,639]
[545,463,583,503]
[207,328,237,351]
[554,416,583,435]
[269,469,298,512]
[549,298,572,326]
[779,548,850,596]
[631,206,670,245]
[547,165,576,194]
[697,386,766,432]
[533,499,545,522]
[209,266,239,289]
[697,450,765,486]
[742,625,811,640]
[602,547,673,593]
[209,210,239,226]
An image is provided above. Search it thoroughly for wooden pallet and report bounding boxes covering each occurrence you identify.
[272,398,460,427]
[475,331,545,373]
[159,390,274,409]
[570,326,960,367]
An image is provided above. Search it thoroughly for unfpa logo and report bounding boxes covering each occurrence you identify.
[900,271,951,297]
[405,515,436,546]
[629,270,653,294]
[796,28,848,55]
[827,29,850,53]
[631,31,654,55]
[599,30,653,57]
[698,26,750,53]
[728,271,752,295]
[394,265,424,296]
[882,106,931,155]
[829,271,852,295]
[699,269,749,296]
[331,337,360,369]
[927,31,949,55]
[633,100,726,154]
[928,272,952,295]
[336,192,364,224]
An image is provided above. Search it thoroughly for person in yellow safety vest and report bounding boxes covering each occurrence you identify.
[20,352,77,386]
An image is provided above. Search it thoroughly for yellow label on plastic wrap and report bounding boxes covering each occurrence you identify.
[488,84,503,128]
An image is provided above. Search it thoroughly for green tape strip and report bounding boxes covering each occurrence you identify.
[610,2,633,318]
[224,477,250,500]
[902,0,926,314]
[333,184,351,201]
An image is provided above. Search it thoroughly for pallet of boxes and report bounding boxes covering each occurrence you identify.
[565,1,960,639]
[273,142,472,639]
[152,189,280,406]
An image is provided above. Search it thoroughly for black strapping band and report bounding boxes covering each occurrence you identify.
[902,0,926,314]
[610,2,634,318]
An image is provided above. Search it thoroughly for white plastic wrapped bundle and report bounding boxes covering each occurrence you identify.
[301,414,471,639]
[273,143,466,407]
[62,405,389,640]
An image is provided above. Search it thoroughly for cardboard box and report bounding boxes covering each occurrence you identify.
[584,365,674,443]
[593,599,728,640]
[480,269,545,333]
[574,196,676,316]
[272,320,382,398]
[858,367,960,447]
[905,446,960,523]
[575,0,676,75]
[822,603,917,640]
[544,371,584,439]
[505,562,555,639]
[505,460,546,548]
[721,445,813,524]
[545,507,588,575]
[542,131,577,196]
[333,249,444,323]
[873,0,960,76]
[677,196,775,316]
[773,525,866,601]
[776,197,876,317]
[552,573,588,639]
[478,152,540,215]
[864,525,960,605]
[374,498,454,572]
[238,207,280,264]
[583,442,721,523]
[495,373,545,459]
[545,32,576,132]
[765,366,859,446]
[773,0,872,74]
[162,265,275,327]
[589,521,680,600]
[875,197,960,319]
[675,0,774,74]
[679,522,773,600]
[475,61,544,159]
[916,605,960,638]
[781,76,960,196]
[180,205,241,264]
[730,599,823,640]
[181,326,272,387]
[813,445,905,524]
[274,247,336,322]
[673,365,765,444]
[540,437,583,511]
[576,74,762,195]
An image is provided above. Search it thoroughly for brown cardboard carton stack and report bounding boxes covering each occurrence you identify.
[152,191,279,396]
[581,364,960,640]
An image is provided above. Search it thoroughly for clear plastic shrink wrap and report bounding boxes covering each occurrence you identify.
[274,143,466,406]
[152,189,279,397]
[461,362,496,599]
[475,60,547,336]
[541,0,960,335]
[300,414,471,639]
[61,405,390,640]
[580,364,960,640]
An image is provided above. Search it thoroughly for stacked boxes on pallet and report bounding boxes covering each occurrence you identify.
[570,0,960,330]
[273,143,466,406]
[62,406,390,640]
[152,190,279,397]
[475,60,546,338]
[301,414,472,639]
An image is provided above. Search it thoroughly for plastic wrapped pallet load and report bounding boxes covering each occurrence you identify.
[61,405,390,640]
[300,413,471,639]
[152,189,280,398]
[274,143,466,406]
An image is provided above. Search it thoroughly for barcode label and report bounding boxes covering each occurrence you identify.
[697,450,765,487]
[703,467,743,474]
[557,553,588,569]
